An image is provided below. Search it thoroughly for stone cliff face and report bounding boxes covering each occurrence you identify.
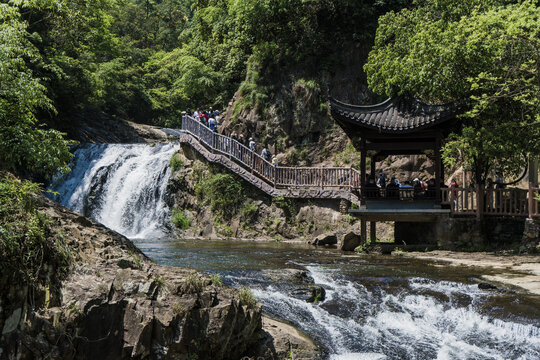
[0,197,263,359]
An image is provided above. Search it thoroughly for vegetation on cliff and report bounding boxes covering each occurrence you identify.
[0,175,71,287]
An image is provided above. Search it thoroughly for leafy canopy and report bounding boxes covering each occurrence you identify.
[365,0,540,183]
[0,2,72,179]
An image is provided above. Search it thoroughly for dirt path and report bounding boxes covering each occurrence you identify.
[401,250,540,295]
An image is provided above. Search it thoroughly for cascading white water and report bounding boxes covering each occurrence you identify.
[240,266,540,359]
[49,143,178,238]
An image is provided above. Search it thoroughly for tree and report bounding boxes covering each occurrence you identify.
[0,2,72,179]
[364,0,540,184]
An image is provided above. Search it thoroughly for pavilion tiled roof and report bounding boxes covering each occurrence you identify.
[330,97,456,134]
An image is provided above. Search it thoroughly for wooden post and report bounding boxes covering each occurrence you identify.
[360,138,366,203]
[370,221,376,243]
[361,220,367,244]
[529,183,534,219]
[435,135,441,205]
[476,184,484,219]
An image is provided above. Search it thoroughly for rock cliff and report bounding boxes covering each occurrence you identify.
[0,195,319,359]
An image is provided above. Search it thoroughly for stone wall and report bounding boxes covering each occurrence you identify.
[395,217,527,251]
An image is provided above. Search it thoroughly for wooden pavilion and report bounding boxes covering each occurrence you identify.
[330,96,457,198]
[330,96,459,239]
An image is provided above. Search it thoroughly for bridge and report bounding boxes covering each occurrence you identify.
[177,114,540,225]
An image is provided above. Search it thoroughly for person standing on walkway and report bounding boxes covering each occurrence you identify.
[249,137,256,152]
[261,146,271,162]
[272,155,278,167]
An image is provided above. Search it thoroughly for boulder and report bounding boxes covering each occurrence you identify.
[310,232,337,246]
[291,285,326,303]
[339,231,362,251]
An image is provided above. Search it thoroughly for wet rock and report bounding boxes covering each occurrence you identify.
[291,286,326,303]
[263,269,314,284]
[310,233,337,246]
[247,316,321,360]
[339,231,362,251]
[478,282,498,290]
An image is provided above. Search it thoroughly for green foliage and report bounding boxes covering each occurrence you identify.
[195,173,243,219]
[240,201,259,223]
[171,209,190,230]
[0,3,73,178]
[239,287,257,309]
[210,274,223,287]
[183,272,204,294]
[169,153,184,172]
[0,175,71,287]
[365,0,540,183]
[273,195,297,219]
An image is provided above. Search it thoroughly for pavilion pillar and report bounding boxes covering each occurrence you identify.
[435,134,442,204]
[369,156,376,241]
[370,222,376,243]
[529,155,538,186]
[361,220,367,244]
[360,138,367,204]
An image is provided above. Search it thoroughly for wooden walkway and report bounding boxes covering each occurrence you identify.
[178,115,540,219]
[179,115,361,204]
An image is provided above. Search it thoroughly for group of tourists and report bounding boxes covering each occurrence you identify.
[187,109,222,131]
[233,134,277,166]
[188,110,278,166]
[364,172,442,199]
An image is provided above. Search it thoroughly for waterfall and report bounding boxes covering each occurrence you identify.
[49,143,179,239]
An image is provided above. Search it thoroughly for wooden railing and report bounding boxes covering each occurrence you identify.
[441,186,539,218]
[181,115,361,189]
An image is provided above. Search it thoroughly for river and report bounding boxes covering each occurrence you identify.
[50,143,540,359]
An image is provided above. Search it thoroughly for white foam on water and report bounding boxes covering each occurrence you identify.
[49,143,178,238]
[252,266,540,359]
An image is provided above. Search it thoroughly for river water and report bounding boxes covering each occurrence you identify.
[50,143,540,359]
[133,237,540,360]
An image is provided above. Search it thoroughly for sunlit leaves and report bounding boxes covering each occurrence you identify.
[366,0,540,182]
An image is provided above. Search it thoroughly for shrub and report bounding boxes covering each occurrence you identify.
[171,209,190,229]
[197,173,243,219]
[273,195,297,219]
[210,274,223,287]
[169,154,184,172]
[240,201,259,223]
[0,176,71,287]
[183,273,204,294]
[239,287,257,309]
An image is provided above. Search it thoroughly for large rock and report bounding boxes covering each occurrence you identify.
[0,196,268,360]
[248,316,321,360]
[310,232,337,246]
[339,231,362,251]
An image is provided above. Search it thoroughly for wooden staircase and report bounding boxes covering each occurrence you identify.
[177,115,361,205]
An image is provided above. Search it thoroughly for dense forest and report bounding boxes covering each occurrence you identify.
[1,0,539,181]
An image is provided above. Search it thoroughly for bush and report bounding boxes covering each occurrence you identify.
[240,201,259,223]
[169,154,184,172]
[239,287,258,309]
[273,195,297,219]
[196,173,243,219]
[0,175,71,287]
[171,209,190,229]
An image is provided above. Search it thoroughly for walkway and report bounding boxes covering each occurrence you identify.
[176,115,540,219]
[177,115,361,204]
